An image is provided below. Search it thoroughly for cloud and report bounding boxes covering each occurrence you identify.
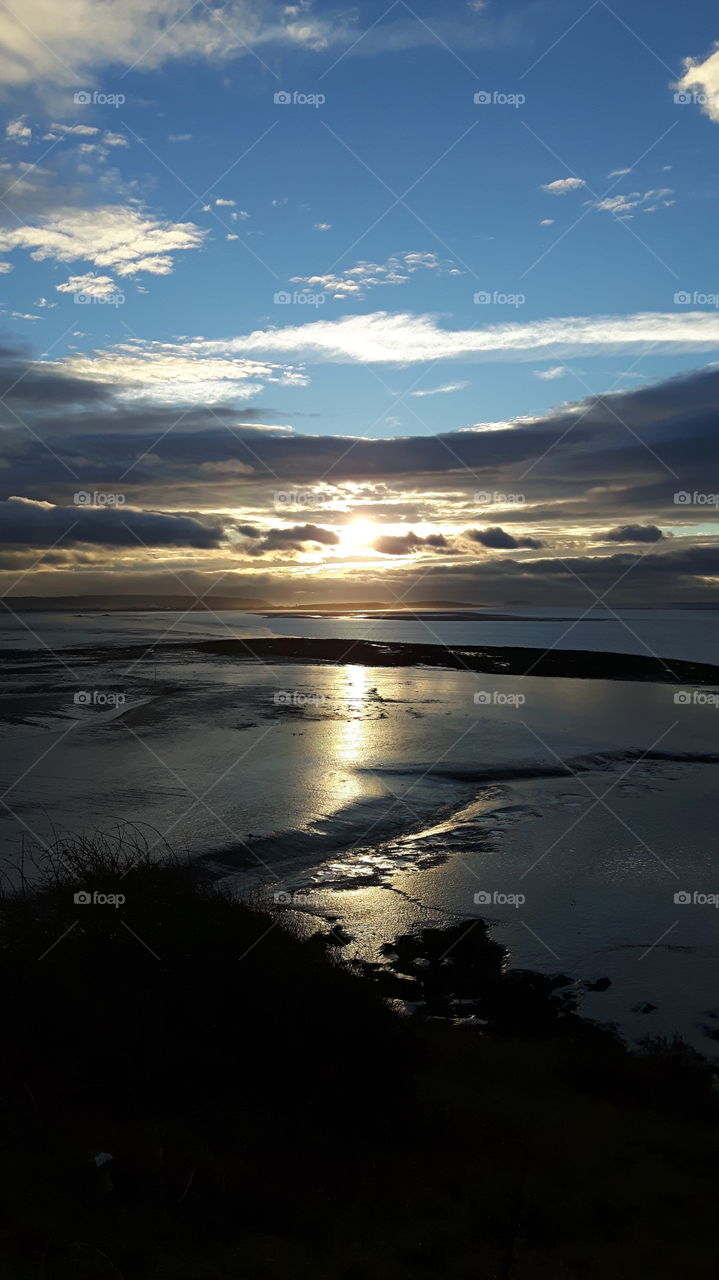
[55,272,120,299]
[541,177,586,194]
[0,0,350,94]
[289,251,457,299]
[242,523,341,555]
[533,366,568,380]
[591,188,674,218]
[539,218,555,226]
[314,222,332,231]
[409,381,469,397]
[168,134,192,142]
[0,205,206,277]
[467,526,543,550]
[58,338,307,403]
[102,131,128,147]
[373,531,450,556]
[198,309,719,366]
[5,115,31,144]
[215,198,236,207]
[676,44,719,122]
[608,167,632,177]
[598,524,665,544]
[0,497,226,548]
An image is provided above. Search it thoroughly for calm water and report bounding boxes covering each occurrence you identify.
[0,608,717,1052]
[1,605,719,663]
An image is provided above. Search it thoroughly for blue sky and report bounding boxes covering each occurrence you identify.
[1,0,719,602]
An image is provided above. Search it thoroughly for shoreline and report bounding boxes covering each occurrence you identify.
[4,634,719,685]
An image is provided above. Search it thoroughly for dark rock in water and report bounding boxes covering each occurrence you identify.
[326,924,353,946]
[632,1002,657,1014]
[372,920,581,1033]
[585,977,612,992]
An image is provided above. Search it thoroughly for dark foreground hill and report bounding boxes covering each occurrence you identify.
[0,834,717,1279]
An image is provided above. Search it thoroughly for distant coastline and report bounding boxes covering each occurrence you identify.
[6,633,719,686]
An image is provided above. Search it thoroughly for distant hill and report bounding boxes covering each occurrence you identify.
[0,594,271,613]
[284,599,478,611]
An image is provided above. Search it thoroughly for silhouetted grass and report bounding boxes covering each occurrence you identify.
[0,830,717,1279]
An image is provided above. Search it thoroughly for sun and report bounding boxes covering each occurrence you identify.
[340,519,376,551]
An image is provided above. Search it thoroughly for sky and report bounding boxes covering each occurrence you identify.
[1,0,719,606]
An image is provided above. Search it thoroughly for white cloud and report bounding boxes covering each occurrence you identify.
[56,340,310,403]
[0,261,13,273]
[534,365,568,380]
[103,131,128,147]
[168,134,192,142]
[5,115,31,144]
[592,188,674,218]
[0,0,342,93]
[541,177,586,194]
[409,381,469,397]
[56,272,121,299]
[675,44,719,122]
[0,205,206,276]
[44,123,99,139]
[539,218,554,226]
[291,251,457,299]
[314,222,332,231]
[215,197,236,207]
[608,167,631,177]
[193,309,719,365]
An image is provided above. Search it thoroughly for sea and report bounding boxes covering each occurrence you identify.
[1,606,717,1052]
